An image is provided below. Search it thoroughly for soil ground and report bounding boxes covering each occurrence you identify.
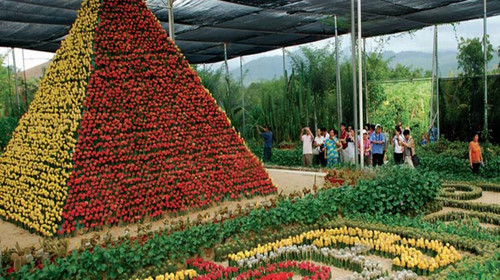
[0,169,324,250]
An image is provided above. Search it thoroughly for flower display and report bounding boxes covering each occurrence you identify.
[228,227,461,274]
[0,0,100,236]
[139,269,198,280]
[0,0,275,236]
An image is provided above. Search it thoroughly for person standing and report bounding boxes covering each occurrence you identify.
[358,130,371,166]
[397,122,403,134]
[401,129,415,168]
[428,124,438,143]
[383,126,389,163]
[421,135,428,146]
[347,126,356,164]
[392,127,404,165]
[258,125,273,162]
[369,124,385,166]
[468,133,484,174]
[301,127,314,167]
[339,123,348,162]
[314,128,325,166]
[325,129,341,168]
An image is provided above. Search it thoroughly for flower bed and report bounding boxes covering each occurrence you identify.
[227,227,461,275]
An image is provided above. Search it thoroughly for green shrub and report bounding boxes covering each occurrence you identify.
[247,141,303,167]
[341,167,441,216]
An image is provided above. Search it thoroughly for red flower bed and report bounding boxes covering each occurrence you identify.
[60,0,275,235]
[187,259,331,280]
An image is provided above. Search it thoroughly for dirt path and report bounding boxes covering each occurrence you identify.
[427,207,500,230]
[470,191,500,205]
[0,169,325,250]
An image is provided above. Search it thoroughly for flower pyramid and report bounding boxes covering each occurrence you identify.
[0,0,275,236]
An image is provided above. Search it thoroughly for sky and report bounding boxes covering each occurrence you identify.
[1,15,500,71]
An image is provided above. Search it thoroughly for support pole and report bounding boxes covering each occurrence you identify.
[436,28,440,141]
[167,0,175,43]
[240,56,245,137]
[6,54,13,117]
[363,38,369,124]
[282,47,286,81]
[334,15,342,132]
[351,0,359,167]
[223,43,230,98]
[430,26,437,128]
[483,0,488,137]
[11,48,21,113]
[357,0,364,168]
[22,49,28,109]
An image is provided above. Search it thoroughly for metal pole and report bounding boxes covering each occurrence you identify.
[22,49,28,109]
[483,0,488,137]
[430,26,437,128]
[357,0,364,168]
[240,56,245,137]
[167,0,175,43]
[6,54,13,117]
[223,43,230,98]
[282,47,287,95]
[334,15,342,132]
[363,38,369,124]
[351,0,359,167]
[11,48,21,113]
[436,27,440,140]
[282,47,286,80]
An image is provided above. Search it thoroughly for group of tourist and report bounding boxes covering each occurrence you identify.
[260,121,484,174]
[299,122,418,168]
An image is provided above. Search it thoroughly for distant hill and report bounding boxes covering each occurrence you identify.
[230,50,500,85]
[21,60,51,80]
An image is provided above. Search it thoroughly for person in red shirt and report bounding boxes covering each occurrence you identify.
[468,133,484,174]
[339,123,348,162]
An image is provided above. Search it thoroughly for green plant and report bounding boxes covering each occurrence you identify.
[341,167,441,216]
[439,183,482,200]
[438,198,500,214]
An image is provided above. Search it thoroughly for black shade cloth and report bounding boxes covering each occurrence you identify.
[1,0,500,64]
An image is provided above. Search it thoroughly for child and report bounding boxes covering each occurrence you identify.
[420,135,427,146]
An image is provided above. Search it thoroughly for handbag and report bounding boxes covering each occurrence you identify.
[412,154,420,167]
[312,148,320,156]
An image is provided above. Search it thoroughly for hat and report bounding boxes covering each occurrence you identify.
[375,124,381,128]
[362,129,368,134]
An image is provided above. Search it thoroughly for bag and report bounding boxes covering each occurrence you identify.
[412,154,420,167]
[312,148,320,156]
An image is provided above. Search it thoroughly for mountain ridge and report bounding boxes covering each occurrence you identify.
[228,50,499,85]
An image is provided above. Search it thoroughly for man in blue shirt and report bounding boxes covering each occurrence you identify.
[428,125,438,143]
[258,125,273,162]
[369,124,385,166]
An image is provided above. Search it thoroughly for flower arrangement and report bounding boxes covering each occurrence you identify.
[0,0,275,237]
[228,227,461,274]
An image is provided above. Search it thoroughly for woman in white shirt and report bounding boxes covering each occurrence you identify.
[346,126,356,164]
[392,126,404,165]
[314,128,325,165]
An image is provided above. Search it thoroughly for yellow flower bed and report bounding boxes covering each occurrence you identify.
[0,0,100,236]
[228,227,461,273]
[140,269,197,280]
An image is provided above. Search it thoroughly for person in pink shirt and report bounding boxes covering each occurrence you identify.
[358,130,371,166]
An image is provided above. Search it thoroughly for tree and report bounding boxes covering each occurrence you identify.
[498,46,500,69]
[457,36,493,76]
